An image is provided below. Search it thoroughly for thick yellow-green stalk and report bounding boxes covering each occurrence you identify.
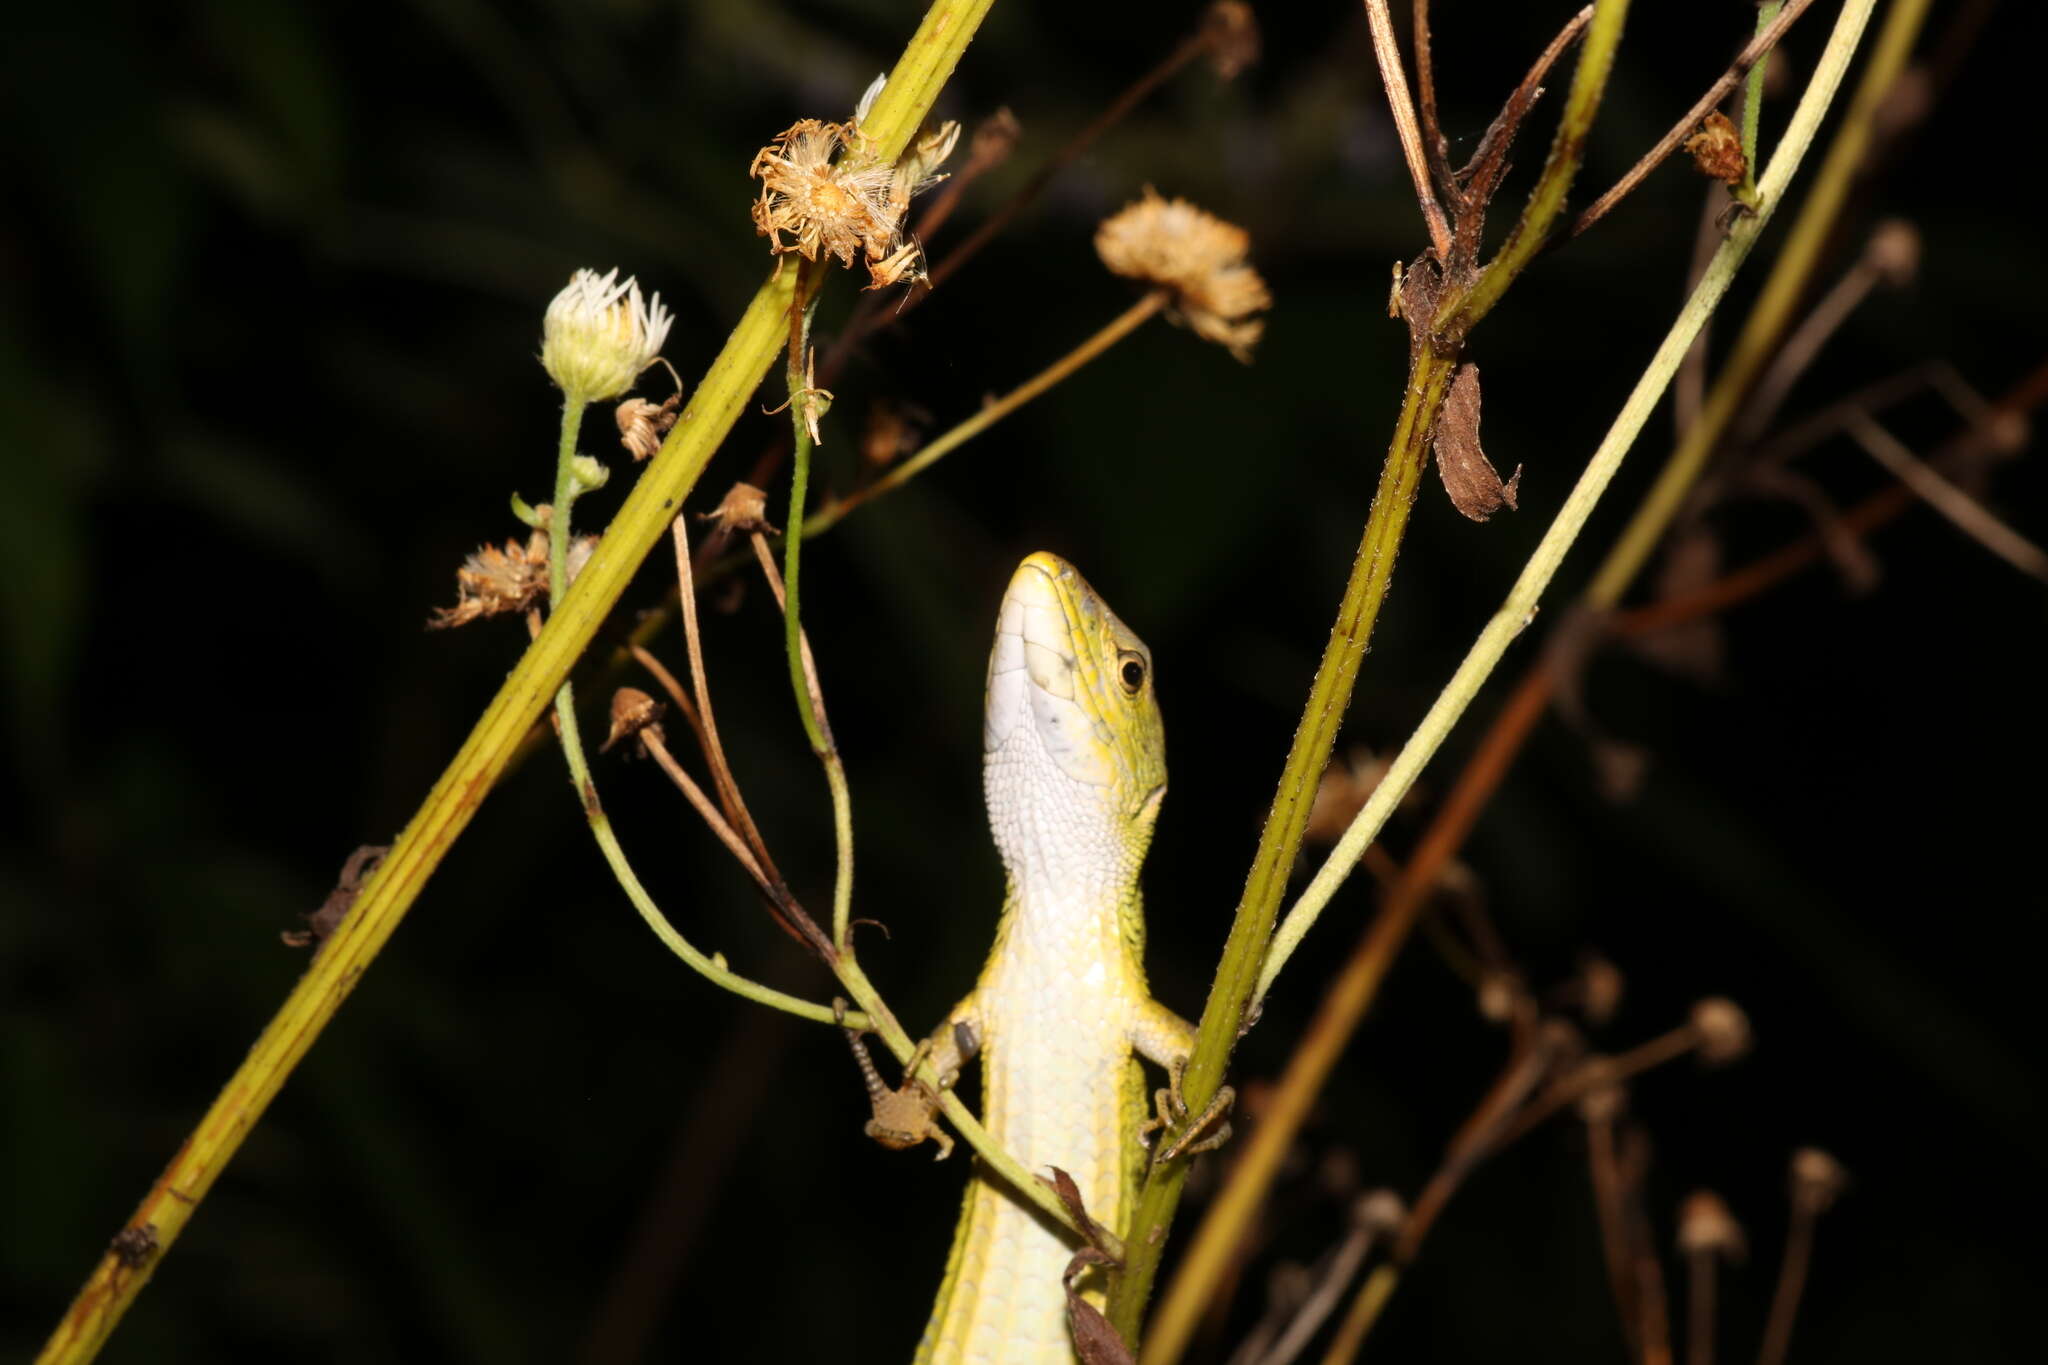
[35,5,995,1359]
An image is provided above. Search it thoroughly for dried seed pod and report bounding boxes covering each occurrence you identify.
[1790,1148,1848,1214]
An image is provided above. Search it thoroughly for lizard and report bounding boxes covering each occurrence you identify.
[899,551,1230,1364]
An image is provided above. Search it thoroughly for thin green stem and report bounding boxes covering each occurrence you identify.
[1741,2,1784,202]
[1589,0,1928,608]
[1447,0,1632,333]
[778,263,857,950]
[37,2,997,1353]
[545,400,852,1028]
[1112,3,1635,1348]
[1254,0,1877,1013]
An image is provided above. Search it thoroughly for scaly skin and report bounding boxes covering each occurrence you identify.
[913,552,1194,1365]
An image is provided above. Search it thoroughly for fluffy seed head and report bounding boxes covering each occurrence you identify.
[1095,188,1272,362]
[541,268,673,403]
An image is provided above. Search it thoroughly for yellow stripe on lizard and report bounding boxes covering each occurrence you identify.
[912,551,1199,1365]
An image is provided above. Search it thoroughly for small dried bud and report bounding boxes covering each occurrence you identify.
[1575,953,1625,1026]
[701,481,780,537]
[1865,219,1920,288]
[1677,1190,1747,1260]
[541,268,673,403]
[1201,1,1261,80]
[861,400,923,468]
[617,394,681,462]
[968,107,1022,170]
[1096,188,1271,362]
[1353,1189,1408,1237]
[1576,1079,1626,1125]
[1790,1148,1848,1214]
[1433,364,1521,521]
[1476,970,1523,1024]
[603,687,665,755]
[1690,997,1752,1065]
[1984,411,2031,458]
[1683,112,1747,186]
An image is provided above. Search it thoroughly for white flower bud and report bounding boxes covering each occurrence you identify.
[540,268,673,403]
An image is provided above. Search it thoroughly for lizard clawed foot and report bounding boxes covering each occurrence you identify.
[1140,1058,1237,1164]
[835,1000,957,1161]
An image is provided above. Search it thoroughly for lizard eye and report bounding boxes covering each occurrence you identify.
[1118,652,1147,695]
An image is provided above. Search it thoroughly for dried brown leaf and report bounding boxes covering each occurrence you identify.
[1063,1247,1134,1365]
[1433,363,1521,521]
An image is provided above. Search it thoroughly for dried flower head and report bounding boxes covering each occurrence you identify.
[1353,1190,1408,1237]
[749,107,960,290]
[617,394,681,462]
[1690,997,1752,1065]
[1677,1190,1747,1260]
[541,268,673,403]
[1202,1,1261,80]
[1573,952,1625,1027]
[701,481,780,538]
[602,687,666,755]
[1683,112,1747,186]
[429,515,596,629]
[1095,188,1272,362]
[1790,1148,1848,1214]
[1866,219,1921,288]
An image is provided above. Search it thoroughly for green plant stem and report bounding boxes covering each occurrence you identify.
[37,2,996,1355]
[1254,0,1876,1012]
[1109,3,1635,1349]
[777,264,858,952]
[1588,0,1925,608]
[1741,2,1784,201]
[1447,0,1631,333]
[546,399,853,1027]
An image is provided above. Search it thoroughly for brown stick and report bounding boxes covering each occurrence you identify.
[1571,0,1821,239]
[1363,0,1453,259]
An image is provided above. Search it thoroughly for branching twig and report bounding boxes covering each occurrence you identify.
[1363,0,1453,259]
[1571,0,1821,240]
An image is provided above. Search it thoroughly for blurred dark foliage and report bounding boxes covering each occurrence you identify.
[2,1,2044,1361]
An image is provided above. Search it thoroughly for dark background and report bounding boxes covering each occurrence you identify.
[4,1,2042,1361]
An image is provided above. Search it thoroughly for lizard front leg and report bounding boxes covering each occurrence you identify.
[836,998,978,1161]
[1129,997,1235,1161]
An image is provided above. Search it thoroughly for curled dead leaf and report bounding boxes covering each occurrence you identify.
[1433,363,1521,521]
[1684,111,1747,186]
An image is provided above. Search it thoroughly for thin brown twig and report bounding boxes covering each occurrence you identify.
[670,520,783,881]
[1410,0,1451,191]
[1755,1210,1817,1365]
[1846,414,2048,581]
[1625,1130,1674,1365]
[1491,1021,1703,1150]
[1571,0,1821,239]
[1363,0,1453,259]
[1583,1095,1641,1358]
[1453,5,1595,211]
[1684,1245,1717,1365]
[638,729,774,893]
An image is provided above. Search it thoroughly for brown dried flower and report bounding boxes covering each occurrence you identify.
[700,481,780,538]
[1690,996,1753,1065]
[1201,1,1261,80]
[1684,112,1747,186]
[1790,1147,1848,1214]
[602,687,665,755]
[1678,1190,1747,1259]
[1095,188,1271,362]
[429,514,596,629]
[617,393,680,462]
[749,109,959,290]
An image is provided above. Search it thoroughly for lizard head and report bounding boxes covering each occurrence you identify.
[983,552,1166,883]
